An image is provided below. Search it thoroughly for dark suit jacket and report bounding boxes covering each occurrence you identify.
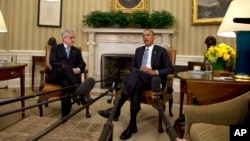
[49,43,86,72]
[131,45,174,86]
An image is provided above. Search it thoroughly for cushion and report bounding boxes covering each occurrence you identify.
[190,123,229,141]
[39,83,62,99]
[242,100,250,126]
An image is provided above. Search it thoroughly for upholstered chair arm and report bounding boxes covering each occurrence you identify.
[162,74,174,104]
[39,69,45,91]
[39,66,50,91]
[82,69,88,79]
[184,91,250,135]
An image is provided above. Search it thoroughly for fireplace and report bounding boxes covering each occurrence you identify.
[83,28,174,88]
[101,54,134,88]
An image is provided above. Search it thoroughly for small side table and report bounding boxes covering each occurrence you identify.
[32,56,45,90]
[0,62,28,118]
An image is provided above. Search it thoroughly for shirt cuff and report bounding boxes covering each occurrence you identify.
[76,67,81,73]
[155,70,159,75]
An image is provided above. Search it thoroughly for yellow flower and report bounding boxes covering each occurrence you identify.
[204,43,236,66]
[217,49,224,57]
[223,53,230,61]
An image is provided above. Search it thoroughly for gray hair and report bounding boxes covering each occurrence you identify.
[61,29,74,39]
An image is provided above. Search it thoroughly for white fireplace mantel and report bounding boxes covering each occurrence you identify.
[83,28,174,34]
[83,28,175,81]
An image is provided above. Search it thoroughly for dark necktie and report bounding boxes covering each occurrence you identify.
[66,47,70,58]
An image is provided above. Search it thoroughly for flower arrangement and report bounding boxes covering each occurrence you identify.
[204,43,236,67]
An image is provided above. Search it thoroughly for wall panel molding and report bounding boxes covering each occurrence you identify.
[0,50,202,93]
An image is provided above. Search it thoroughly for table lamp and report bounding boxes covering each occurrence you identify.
[0,10,7,32]
[217,0,250,80]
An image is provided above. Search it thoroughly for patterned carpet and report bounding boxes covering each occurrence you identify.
[0,116,103,141]
[0,88,183,141]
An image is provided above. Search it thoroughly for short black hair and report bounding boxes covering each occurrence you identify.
[144,29,155,35]
[205,36,216,46]
[47,37,57,46]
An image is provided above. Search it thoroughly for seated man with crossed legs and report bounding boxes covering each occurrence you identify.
[98,29,174,140]
[48,29,87,118]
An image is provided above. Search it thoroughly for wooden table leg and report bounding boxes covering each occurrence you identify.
[179,91,184,118]
[179,79,188,118]
[32,56,35,90]
[20,75,25,118]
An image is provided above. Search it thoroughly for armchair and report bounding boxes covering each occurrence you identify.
[37,45,91,118]
[183,91,250,141]
[140,49,176,133]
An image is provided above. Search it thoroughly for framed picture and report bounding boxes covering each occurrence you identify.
[37,0,62,27]
[111,0,149,13]
[192,0,232,25]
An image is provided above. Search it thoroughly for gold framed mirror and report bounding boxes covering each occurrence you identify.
[111,0,149,13]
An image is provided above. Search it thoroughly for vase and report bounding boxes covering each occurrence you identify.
[212,62,226,76]
[212,62,226,71]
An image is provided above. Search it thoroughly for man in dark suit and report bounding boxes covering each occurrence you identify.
[98,29,174,140]
[48,29,86,117]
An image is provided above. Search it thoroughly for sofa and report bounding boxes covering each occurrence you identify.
[183,91,250,141]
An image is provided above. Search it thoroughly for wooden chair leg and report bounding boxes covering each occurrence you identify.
[37,98,45,117]
[85,106,91,118]
[158,111,164,133]
[158,104,166,133]
[39,105,44,117]
[169,98,173,116]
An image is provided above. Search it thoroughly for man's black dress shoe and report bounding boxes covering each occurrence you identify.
[61,115,69,123]
[120,124,137,140]
[97,107,120,121]
[98,108,112,118]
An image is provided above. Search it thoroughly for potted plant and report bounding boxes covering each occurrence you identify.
[149,10,175,28]
[129,10,150,28]
[204,43,236,72]
[82,10,176,29]
[82,11,109,28]
[108,11,129,28]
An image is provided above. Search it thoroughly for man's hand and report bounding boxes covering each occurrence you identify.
[72,68,81,74]
[140,67,157,75]
[176,138,187,141]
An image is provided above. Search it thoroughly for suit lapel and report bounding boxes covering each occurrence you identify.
[139,46,146,65]
[151,45,158,66]
[59,44,68,58]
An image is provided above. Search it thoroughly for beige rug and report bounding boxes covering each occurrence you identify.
[0,88,182,141]
[0,116,102,141]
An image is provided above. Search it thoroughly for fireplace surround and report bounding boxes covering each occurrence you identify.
[101,54,134,88]
[83,28,174,87]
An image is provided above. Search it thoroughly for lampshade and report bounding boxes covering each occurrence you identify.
[217,0,250,80]
[0,10,7,32]
[217,0,250,37]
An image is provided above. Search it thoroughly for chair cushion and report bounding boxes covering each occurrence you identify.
[39,83,62,99]
[242,100,250,126]
[190,123,229,141]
